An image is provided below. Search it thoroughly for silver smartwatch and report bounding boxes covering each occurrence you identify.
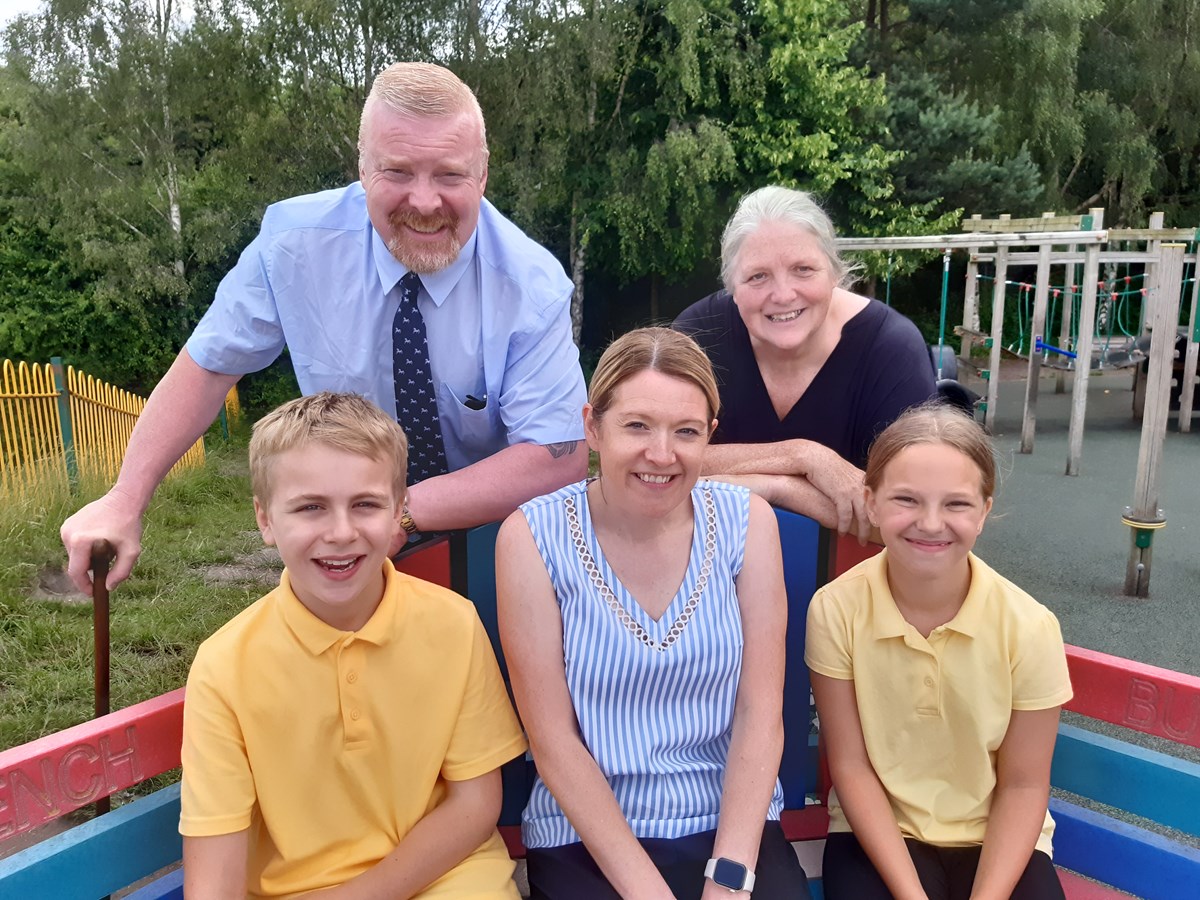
[704,857,756,893]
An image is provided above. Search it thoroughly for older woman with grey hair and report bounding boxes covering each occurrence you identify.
[675,186,935,541]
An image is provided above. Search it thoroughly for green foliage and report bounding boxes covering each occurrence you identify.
[482,0,947,338]
[237,354,302,420]
[2,0,1198,391]
[1070,0,1200,222]
[854,0,1200,225]
[885,72,1045,217]
[602,120,738,281]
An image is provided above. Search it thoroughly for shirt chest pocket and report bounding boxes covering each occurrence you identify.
[438,380,503,462]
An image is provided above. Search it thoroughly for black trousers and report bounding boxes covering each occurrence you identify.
[526,820,812,899]
[822,832,1065,900]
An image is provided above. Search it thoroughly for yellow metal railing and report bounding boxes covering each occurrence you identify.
[0,358,208,494]
[0,359,68,493]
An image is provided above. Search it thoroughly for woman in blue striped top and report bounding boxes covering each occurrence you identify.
[496,328,811,900]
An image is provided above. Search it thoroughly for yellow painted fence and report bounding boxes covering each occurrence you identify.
[0,358,207,494]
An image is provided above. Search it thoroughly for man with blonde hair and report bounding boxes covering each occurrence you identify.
[61,61,587,593]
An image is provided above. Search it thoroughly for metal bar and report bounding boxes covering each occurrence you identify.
[1035,338,1078,359]
[50,357,77,490]
[835,230,1109,251]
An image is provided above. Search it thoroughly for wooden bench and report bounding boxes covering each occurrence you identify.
[3,513,1198,898]
[1050,645,1200,899]
[0,687,187,899]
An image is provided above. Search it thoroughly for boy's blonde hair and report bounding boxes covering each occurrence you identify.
[249,393,408,502]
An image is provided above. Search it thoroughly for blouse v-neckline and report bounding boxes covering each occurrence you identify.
[565,484,717,652]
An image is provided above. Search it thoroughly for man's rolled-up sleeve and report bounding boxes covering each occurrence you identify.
[496,286,587,447]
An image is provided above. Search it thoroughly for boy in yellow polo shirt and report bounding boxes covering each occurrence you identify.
[179,392,527,899]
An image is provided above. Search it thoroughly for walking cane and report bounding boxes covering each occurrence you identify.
[91,539,116,817]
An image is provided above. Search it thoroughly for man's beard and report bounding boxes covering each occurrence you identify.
[386,210,462,274]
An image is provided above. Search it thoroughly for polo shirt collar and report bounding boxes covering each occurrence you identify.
[370,225,477,309]
[866,552,910,640]
[276,563,401,655]
[943,553,987,637]
[866,550,987,640]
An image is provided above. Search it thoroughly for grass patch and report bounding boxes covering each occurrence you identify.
[0,438,270,750]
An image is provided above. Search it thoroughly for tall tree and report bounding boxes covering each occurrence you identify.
[1070,0,1200,222]
[480,0,945,342]
[1,1,342,385]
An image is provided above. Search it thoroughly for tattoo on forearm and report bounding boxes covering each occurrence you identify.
[544,441,579,459]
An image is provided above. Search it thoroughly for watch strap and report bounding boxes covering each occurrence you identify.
[704,857,755,893]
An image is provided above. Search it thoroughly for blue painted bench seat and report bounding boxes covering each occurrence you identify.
[0,784,183,900]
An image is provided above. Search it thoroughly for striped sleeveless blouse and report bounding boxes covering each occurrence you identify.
[519,479,785,849]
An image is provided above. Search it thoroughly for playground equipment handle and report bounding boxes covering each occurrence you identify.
[1034,336,1078,359]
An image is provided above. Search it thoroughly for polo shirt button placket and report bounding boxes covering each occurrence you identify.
[340,639,367,742]
[917,662,940,716]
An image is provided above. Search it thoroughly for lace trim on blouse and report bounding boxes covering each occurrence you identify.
[563,486,717,652]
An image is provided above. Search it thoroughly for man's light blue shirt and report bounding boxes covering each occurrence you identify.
[187,183,586,471]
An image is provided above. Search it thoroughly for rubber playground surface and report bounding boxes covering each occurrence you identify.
[969,364,1200,679]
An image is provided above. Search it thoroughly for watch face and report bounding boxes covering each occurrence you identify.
[712,857,747,890]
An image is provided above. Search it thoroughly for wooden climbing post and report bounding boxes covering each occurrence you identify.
[984,244,1009,432]
[1066,209,1105,475]
[1124,243,1186,596]
[1020,213,1057,454]
[1057,247,1078,395]
[960,256,979,362]
[1132,212,1166,419]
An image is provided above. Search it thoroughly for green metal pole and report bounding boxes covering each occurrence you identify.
[51,356,78,490]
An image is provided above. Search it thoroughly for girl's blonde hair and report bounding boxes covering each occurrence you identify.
[865,403,996,498]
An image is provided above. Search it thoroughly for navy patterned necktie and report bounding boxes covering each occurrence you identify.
[393,272,449,485]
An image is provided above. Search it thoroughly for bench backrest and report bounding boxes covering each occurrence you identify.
[7,515,1199,900]
[0,688,184,842]
[1048,645,1200,899]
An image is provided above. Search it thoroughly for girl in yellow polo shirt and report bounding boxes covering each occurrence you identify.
[807,404,1072,900]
